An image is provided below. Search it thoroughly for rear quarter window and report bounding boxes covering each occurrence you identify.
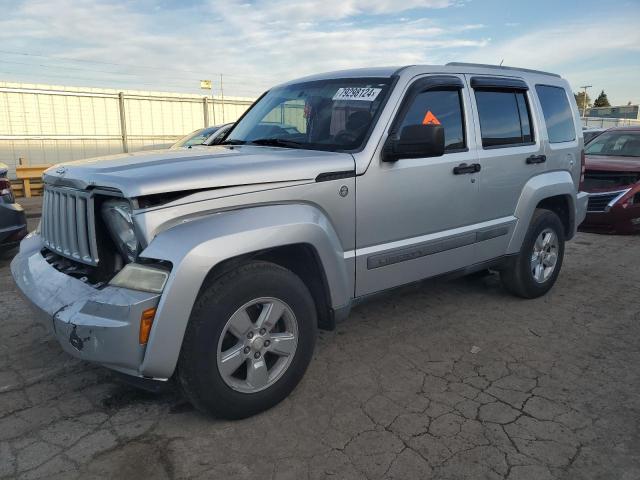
[535,85,576,143]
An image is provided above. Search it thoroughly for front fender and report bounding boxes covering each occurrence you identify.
[507,171,577,253]
[137,203,352,379]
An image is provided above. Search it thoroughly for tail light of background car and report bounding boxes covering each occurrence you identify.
[0,178,14,203]
[579,149,586,190]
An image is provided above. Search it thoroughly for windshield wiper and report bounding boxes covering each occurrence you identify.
[248,138,304,148]
[219,139,246,145]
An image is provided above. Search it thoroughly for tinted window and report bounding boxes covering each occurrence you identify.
[400,89,465,150]
[475,90,533,147]
[536,85,575,143]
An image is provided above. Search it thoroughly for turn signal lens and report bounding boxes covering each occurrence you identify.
[139,307,156,344]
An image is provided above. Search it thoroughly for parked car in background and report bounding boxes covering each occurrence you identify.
[170,123,233,149]
[11,63,587,419]
[0,163,27,253]
[580,127,640,234]
[583,127,607,144]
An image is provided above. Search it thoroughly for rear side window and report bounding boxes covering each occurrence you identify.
[399,89,465,151]
[535,85,576,143]
[475,90,533,148]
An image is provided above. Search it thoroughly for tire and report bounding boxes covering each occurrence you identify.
[500,209,565,299]
[178,261,317,419]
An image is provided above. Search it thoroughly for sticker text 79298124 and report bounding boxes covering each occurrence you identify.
[332,87,382,102]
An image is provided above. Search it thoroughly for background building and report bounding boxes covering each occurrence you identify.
[585,104,639,120]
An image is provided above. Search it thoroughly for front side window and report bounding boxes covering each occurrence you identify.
[475,90,533,148]
[398,89,466,151]
[535,85,576,143]
[224,78,392,151]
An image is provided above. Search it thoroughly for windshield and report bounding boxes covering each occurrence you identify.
[585,131,640,157]
[224,78,392,151]
[172,126,219,148]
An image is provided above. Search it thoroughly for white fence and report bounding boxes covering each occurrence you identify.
[582,116,640,129]
[0,81,256,178]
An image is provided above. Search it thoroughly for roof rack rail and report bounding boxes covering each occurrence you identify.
[445,62,561,78]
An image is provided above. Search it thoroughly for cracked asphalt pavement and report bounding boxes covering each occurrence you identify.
[1,227,639,479]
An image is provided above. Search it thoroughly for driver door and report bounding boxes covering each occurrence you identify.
[355,75,483,296]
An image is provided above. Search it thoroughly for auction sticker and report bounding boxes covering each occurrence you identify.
[333,87,382,102]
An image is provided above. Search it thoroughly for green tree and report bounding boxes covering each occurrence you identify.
[593,90,611,107]
[574,91,591,112]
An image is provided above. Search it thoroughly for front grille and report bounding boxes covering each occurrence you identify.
[41,186,99,266]
[583,170,640,190]
[587,189,629,213]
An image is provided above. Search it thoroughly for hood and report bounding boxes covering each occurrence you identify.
[585,154,640,173]
[583,154,640,192]
[43,146,355,197]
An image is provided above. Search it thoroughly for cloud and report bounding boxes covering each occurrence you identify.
[0,0,485,95]
[0,0,636,105]
[463,18,640,69]
[252,0,457,21]
[460,18,640,105]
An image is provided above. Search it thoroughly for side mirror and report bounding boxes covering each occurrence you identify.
[382,124,445,162]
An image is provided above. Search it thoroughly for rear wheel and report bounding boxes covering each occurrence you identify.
[501,209,565,298]
[178,261,317,419]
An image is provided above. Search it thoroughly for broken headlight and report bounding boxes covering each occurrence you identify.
[101,199,139,263]
[109,263,168,293]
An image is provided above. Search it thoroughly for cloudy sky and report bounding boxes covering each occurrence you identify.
[0,0,638,104]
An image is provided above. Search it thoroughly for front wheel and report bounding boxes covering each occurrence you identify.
[178,261,317,419]
[500,209,565,298]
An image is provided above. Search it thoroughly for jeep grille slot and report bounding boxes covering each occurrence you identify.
[41,186,99,266]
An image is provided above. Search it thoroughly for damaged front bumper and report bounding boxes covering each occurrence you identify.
[10,233,161,378]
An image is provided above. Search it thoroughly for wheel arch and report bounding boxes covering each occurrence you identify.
[197,242,337,331]
[137,204,353,379]
[536,194,573,239]
[507,171,577,253]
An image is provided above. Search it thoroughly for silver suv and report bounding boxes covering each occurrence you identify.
[11,63,588,418]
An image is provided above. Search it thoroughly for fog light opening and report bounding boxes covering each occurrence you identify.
[139,307,157,345]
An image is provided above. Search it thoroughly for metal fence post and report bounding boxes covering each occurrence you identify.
[118,92,129,153]
[203,97,209,127]
[220,74,225,123]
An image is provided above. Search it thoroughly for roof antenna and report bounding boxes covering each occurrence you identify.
[499,59,504,66]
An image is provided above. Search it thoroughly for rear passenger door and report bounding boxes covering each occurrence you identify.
[467,76,546,257]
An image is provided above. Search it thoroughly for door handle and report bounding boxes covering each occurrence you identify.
[453,163,481,175]
[526,155,546,165]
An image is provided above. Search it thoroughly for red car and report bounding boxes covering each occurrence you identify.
[580,127,640,234]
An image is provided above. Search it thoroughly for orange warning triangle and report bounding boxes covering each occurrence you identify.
[422,111,441,125]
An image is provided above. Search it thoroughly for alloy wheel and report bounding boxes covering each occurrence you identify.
[216,297,298,393]
[530,228,559,283]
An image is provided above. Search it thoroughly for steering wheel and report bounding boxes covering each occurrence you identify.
[334,130,358,145]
